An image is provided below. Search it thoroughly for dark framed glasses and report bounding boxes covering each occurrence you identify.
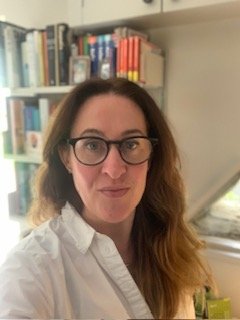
[66,136,158,166]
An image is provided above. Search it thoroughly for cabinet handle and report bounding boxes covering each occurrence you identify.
[143,0,153,3]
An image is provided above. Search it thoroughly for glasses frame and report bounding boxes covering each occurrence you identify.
[66,135,158,166]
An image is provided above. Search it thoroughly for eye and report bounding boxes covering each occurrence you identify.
[123,139,139,150]
[82,138,104,151]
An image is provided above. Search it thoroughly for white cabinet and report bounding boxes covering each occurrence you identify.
[67,0,84,28]
[81,0,161,27]
[163,0,239,12]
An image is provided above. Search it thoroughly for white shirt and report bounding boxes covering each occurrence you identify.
[0,202,195,319]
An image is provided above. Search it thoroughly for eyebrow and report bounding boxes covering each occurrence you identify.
[79,128,146,137]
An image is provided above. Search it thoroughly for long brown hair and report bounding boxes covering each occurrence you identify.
[29,78,212,318]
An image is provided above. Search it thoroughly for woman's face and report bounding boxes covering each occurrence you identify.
[61,93,149,228]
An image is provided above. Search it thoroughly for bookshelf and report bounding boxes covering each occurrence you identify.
[0,20,164,220]
[8,86,74,97]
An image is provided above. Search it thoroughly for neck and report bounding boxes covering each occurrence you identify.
[82,211,135,266]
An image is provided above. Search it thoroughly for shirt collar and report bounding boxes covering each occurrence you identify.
[61,202,96,254]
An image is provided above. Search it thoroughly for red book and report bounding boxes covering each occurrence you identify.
[78,35,83,55]
[122,37,128,78]
[127,36,134,81]
[133,36,140,82]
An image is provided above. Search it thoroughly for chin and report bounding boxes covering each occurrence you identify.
[100,207,135,224]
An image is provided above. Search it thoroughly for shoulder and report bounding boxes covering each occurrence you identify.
[0,221,57,318]
[0,218,58,273]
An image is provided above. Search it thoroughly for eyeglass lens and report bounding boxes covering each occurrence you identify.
[73,137,153,165]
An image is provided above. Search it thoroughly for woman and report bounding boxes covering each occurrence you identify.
[0,78,212,319]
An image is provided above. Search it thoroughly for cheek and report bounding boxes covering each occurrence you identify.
[71,161,97,196]
[132,164,149,192]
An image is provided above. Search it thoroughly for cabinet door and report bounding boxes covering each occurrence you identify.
[81,0,161,26]
[163,0,238,12]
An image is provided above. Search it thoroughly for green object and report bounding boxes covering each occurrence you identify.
[194,289,206,318]
[206,298,232,319]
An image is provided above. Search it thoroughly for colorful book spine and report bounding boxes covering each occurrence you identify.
[104,33,116,78]
[88,35,98,77]
[116,36,122,78]
[38,97,50,132]
[57,23,70,86]
[15,162,30,216]
[26,30,38,87]
[133,36,140,82]
[122,37,128,79]
[46,24,57,86]
[24,104,40,131]
[0,22,7,87]
[21,39,29,87]
[127,36,134,81]
[4,25,20,88]
[42,30,49,86]
[37,30,45,87]
[8,98,25,154]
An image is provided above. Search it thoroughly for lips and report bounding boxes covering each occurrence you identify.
[99,186,130,198]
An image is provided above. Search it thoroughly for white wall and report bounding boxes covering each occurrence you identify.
[0,0,68,28]
[149,18,240,216]
[205,248,240,317]
[149,18,240,317]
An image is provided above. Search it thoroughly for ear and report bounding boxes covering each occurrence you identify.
[58,145,72,174]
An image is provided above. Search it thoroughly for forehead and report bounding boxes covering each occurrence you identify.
[71,93,147,137]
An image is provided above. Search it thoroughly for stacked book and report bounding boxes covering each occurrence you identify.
[0,21,164,88]
[3,96,59,157]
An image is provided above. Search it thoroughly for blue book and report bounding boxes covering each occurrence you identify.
[24,105,34,131]
[88,35,98,77]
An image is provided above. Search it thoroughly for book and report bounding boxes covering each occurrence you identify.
[39,97,50,132]
[114,26,148,79]
[114,26,148,41]
[42,30,49,86]
[88,35,98,77]
[2,103,13,154]
[8,98,25,154]
[140,52,164,87]
[127,36,134,81]
[21,39,29,87]
[4,23,26,88]
[133,35,140,82]
[97,34,105,76]
[131,36,164,86]
[39,96,60,132]
[0,21,7,87]
[37,29,45,87]
[57,23,70,85]
[122,37,128,78]
[139,38,164,87]
[98,33,116,79]
[77,34,84,55]
[83,34,90,55]
[26,30,39,87]
[24,103,39,131]
[116,35,122,77]
[46,24,57,86]
[15,162,30,216]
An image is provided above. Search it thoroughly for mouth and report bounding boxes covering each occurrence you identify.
[99,187,130,198]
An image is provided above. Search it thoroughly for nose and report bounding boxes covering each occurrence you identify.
[101,145,127,179]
